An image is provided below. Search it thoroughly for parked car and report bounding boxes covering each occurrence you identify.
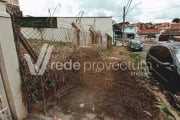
[128,39,143,51]
[146,41,180,107]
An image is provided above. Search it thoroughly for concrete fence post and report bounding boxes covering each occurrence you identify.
[106,34,112,49]
[71,22,80,45]
[0,0,28,119]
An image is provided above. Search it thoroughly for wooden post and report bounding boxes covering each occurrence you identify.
[71,22,80,46]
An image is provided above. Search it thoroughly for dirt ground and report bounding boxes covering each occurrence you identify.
[26,46,166,120]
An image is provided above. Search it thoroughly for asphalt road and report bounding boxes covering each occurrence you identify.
[115,40,157,61]
[134,41,158,61]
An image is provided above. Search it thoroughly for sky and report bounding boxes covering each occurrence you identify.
[19,0,180,23]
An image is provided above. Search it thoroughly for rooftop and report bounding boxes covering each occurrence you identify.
[138,29,160,35]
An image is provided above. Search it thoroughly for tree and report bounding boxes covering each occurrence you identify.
[172,18,180,23]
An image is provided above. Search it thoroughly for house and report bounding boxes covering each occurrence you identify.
[113,22,180,42]
[155,22,170,30]
[113,23,122,43]
[7,0,19,6]
[6,0,22,17]
[158,23,180,41]
[171,23,180,30]
[133,22,145,31]
[159,29,180,41]
[124,25,137,39]
[138,28,160,41]
[113,22,130,43]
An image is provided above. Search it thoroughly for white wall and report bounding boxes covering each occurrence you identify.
[0,1,28,119]
[20,17,112,47]
[57,17,113,37]
[0,72,12,120]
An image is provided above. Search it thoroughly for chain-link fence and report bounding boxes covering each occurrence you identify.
[12,16,112,112]
[21,27,73,42]
[14,30,79,112]
[20,20,111,48]
[4,2,114,116]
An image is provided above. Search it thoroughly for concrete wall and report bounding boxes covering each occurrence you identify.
[21,17,113,45]
[0,1,28,119]
[0,72,12,119]
[57,17,113,37]
[20,27,108,47]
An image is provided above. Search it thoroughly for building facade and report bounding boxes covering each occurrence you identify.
[7,0,19,5]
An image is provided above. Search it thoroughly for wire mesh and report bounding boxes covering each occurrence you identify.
[13,19,111,112]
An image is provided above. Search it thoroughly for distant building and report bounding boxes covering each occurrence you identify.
[155,22,170,30]
[124,25,137,39]
[138,28,160,41]
[113,22,130,43]
[113,23,122,43]
[6,0,22,17]
[132,22,145,31]
[158,23,180,41]
[7,0,19,6]
[159,29,180,41]
[115,22,180,42]
[170,23,180,30]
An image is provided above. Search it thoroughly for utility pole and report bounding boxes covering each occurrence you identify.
[121,0,132,46]
[122,6,126,46]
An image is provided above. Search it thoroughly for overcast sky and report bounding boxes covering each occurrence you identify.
[19,0,180,23]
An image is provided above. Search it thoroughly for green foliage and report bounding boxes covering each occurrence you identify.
[15,17,57,28]
[93,45,107,57]
[172,18,180,23]
[119,48,141,69]
[155,102,176,120]
[119,49,141,61]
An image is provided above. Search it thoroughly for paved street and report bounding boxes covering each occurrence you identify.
[134,40,159,61]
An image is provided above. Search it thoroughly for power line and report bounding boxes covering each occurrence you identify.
[126,0,131,8]
[143,5,180,13]
[125,0,132,15]
[127,2,141,14]
[115,3,180,22]
[121,0,133,46]
[142,4,180,9]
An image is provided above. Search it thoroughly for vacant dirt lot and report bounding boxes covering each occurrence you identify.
[26,46,166,120]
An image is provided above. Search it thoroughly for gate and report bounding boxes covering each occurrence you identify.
[0,72,12,120]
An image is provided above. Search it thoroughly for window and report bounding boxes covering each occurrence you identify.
[175,49,180,63]
[149,46,161,58]
[149,46,154,56]
[149,46,173,64]
[159,46,173,64]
